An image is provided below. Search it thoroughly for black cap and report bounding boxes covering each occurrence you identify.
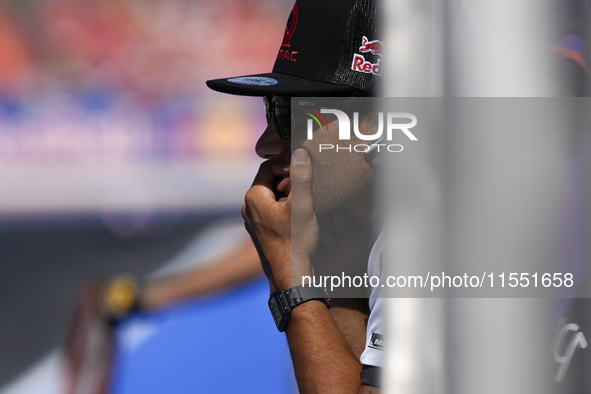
[206,0,381,97]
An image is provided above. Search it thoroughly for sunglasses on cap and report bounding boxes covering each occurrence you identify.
[264,96,293,139]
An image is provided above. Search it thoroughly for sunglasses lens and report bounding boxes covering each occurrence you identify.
[263,96,272,123]
[272,97,290,139]
[263,96,292,139]
[275,114,291,139]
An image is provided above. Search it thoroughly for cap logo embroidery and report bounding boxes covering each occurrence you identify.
[351,36,382,76]
[359,36,382,55]
[281,5,298,47]
[278,5,299,62]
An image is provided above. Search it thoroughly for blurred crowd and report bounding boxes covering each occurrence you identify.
[0,0,290,163]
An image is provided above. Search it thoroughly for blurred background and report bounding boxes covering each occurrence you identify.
[4,0,589,393]
[0,0,294,391]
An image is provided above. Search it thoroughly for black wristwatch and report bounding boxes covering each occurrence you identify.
[268,285,331,332]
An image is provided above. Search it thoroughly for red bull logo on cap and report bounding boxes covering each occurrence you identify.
[351,36,382,76]
[359,36,382,55]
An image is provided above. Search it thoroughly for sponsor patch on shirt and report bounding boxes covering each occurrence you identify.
[369,332,384,350]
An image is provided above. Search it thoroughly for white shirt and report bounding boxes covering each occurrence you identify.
[360,232,384,367]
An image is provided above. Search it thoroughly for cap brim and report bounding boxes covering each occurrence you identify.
[206,72,357,96]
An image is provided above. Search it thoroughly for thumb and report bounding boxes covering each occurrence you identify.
[290,148,314,217]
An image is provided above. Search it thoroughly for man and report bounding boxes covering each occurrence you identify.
[207,0,383,392]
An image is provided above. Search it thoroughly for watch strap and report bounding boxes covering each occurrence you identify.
[269,285,331,332]
[285,285,331,309]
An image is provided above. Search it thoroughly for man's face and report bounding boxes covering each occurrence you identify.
[256,98,374,214]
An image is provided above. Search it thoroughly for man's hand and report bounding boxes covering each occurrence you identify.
[242,148,318,291]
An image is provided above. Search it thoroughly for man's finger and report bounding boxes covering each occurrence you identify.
[251,160,275,188]
[290,148,314,216]
[247,160,276,201]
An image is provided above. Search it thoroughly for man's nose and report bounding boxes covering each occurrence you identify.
[255,124,289,159]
